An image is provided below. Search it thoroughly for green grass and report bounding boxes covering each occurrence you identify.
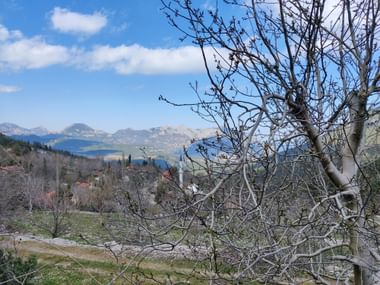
[10,210,208,247]
[8,210,259,284]
[6,211,210,283]
[34,265,110,285]
[26,253,212,285]
[32,255,121,285]
[11,210,111,244]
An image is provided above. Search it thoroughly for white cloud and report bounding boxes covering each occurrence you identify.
[110,22,128,34]
[0,24,69,70]
[51,7,107,36]
[0,24,22,41]
[323,0,344,26]
[0,25,9,41]
[0,84,21,93]
[202,1,216,12]
[0,23,217,75]
[75,44,217,75]
[0,37,71,69]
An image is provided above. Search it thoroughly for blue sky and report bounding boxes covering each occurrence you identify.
[0,0,216,132]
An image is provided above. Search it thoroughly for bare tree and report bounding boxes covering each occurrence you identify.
[22,153,44,214]
[22,174,43,214]
[0,170,25,228]
[154,0,380,284]
[34,154,70,238]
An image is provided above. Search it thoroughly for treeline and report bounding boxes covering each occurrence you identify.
[0,133,80,162]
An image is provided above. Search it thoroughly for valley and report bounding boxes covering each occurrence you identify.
[0,0,379,283]
[0,123,218,162]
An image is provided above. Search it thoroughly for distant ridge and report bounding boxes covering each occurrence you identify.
[0,122,49,136]
[0,122,217,161]
[1,118,378,161]
[63,123,94,134]
[0,122,217,139]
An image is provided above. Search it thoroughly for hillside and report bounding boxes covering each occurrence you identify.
[0,123,217,161]
[1,116,378,162]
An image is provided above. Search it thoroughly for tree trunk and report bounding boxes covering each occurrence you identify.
[348,186,380,285]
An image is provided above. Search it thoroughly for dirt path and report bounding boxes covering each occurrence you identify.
[0,233,203,275]
[0,234,319,284]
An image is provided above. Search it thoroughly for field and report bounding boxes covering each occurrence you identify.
[0,234,209,284]
[1,210,254,285]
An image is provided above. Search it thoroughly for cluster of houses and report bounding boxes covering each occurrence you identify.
[1,154,202,213]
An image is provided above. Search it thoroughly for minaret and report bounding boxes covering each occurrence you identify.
[179,154,184,189]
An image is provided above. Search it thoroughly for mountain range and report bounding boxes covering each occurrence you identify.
[2,112,378,162]
[0,123,217,161]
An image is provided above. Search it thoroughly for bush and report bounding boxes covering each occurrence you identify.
[0,249,38,284]
[154,182,168,204]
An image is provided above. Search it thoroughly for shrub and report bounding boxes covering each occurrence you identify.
[0,249,38,284]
